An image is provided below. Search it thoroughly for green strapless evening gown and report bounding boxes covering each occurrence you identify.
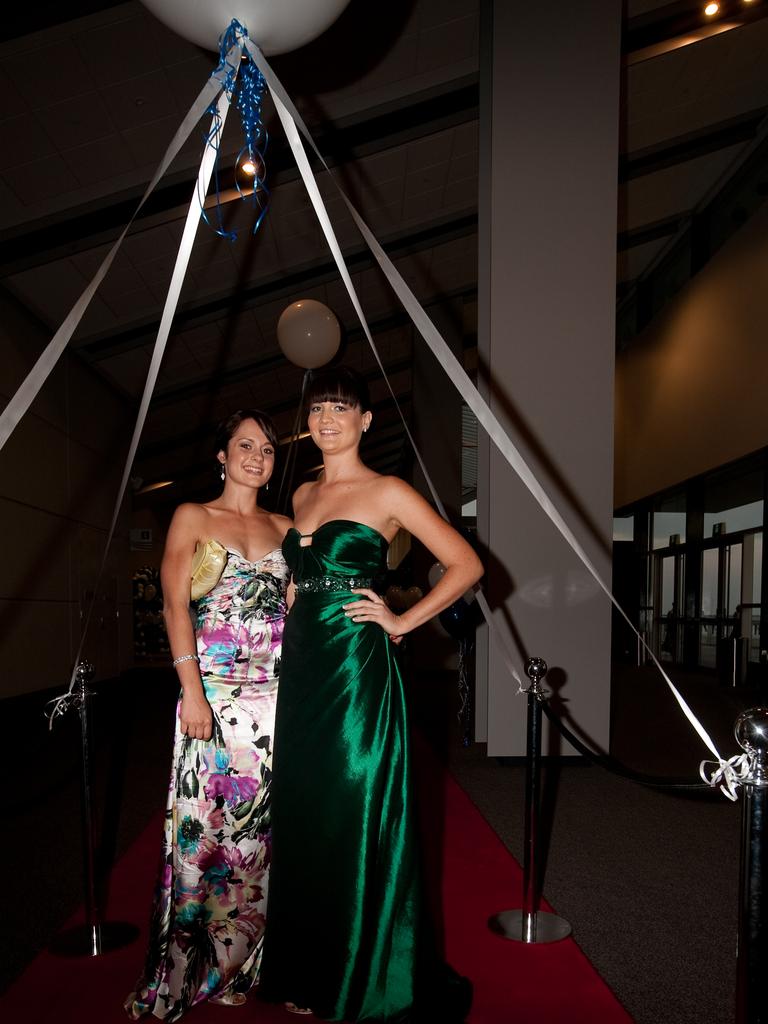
[260,520,422,1022]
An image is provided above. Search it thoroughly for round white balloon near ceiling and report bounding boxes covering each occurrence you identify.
[277,299,341,369]
[140,0,352,55]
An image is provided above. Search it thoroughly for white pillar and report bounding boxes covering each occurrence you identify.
[477,0,621,754]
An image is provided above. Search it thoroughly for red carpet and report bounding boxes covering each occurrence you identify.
[2,744,633,1024]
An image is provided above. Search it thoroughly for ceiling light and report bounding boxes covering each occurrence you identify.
[704,2,720,14]
[136,480,174,495]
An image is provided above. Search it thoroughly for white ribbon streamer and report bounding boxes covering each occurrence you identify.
[47,62,242,725]
[245,39,734,788]
[0,40,242,454]
[700,753,752,802]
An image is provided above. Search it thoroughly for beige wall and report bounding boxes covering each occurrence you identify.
[615,201,768,508]
[0,296,133,697]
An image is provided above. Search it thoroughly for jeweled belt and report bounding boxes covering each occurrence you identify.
[295,575,374,593]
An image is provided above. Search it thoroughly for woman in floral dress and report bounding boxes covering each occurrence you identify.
[126,409,292,1020]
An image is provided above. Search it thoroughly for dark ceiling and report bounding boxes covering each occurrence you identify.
[2,0,767,511]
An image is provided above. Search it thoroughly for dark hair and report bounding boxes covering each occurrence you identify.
[304,366,371,414]
[215,409,279,456]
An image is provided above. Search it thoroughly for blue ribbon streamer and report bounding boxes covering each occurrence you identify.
[201,19,271,241]
[234,58,271,235]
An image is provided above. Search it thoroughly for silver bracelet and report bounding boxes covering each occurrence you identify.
[172,653,199,667]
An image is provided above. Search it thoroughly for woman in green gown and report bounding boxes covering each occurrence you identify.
[261,367,483,1022]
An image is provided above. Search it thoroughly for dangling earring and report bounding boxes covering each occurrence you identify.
[220,464,226,481]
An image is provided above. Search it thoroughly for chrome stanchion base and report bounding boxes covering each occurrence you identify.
[489,909,572,944]
[48,921,139,957]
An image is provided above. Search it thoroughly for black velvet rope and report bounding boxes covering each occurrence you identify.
[539,701,714,793]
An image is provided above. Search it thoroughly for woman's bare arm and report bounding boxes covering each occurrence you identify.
[344,478,483,636]
[161,504,212,741]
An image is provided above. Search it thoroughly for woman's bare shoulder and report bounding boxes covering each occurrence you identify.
[167,503,213,543]
[374,474,418,503]
[267,511,294,538]
[291,481,316,513]
[172,502,212,526]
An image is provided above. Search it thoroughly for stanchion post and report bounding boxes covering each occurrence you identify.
[48,660,139,957]
[521,656,544,936]
[734,708,768,1024]
[75,660,101,956]
[489,656,571,943]
[458,636,473,748]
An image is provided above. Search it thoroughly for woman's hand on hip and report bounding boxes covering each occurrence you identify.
[344,589,405,638]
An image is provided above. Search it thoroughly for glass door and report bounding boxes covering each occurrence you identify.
[700,468,764,680]
[698,541,743,677]
[653,549,685,663]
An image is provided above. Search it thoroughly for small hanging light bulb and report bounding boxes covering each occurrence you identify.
[704,2,720,14]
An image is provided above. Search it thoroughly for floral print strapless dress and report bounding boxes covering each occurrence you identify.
[126,546,289,1021]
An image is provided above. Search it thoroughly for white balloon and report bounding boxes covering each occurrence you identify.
[277,299,341,369]
[140,0,352,55]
